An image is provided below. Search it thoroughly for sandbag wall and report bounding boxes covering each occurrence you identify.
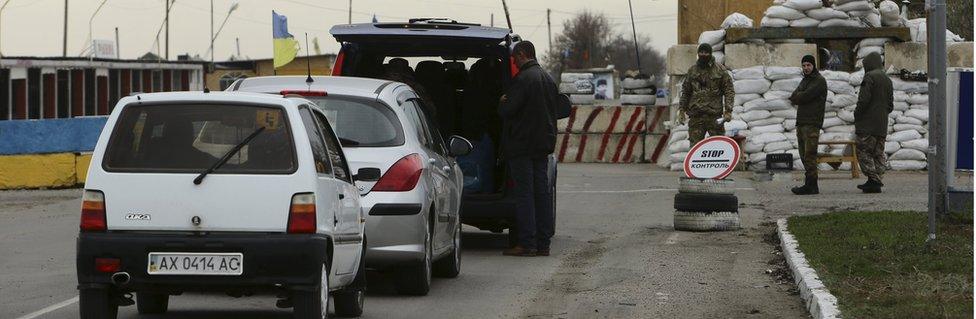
[555,104,669,164]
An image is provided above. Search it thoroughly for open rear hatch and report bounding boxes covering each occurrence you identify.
[330,20,513,57]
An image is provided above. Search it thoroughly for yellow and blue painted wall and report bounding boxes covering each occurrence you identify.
[0,117,107,189]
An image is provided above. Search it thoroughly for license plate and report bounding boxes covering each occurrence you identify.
[147,253,243,276]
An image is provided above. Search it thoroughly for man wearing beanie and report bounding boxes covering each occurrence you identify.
[789,55,828,195]
[678,43,734,145]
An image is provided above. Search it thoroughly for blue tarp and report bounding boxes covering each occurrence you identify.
[0,117,108,155]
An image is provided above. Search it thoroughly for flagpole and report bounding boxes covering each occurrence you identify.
[272,10,277,75]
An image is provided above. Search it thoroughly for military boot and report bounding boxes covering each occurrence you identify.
[791,176,819,195]
[861,179,882,193]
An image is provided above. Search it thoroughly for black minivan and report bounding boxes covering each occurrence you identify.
[330,18,558,245]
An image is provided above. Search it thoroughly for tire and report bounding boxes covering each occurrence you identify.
[334,243,366,317]
[558,82,594,94]
[673,211,741,231]
[79,288,118,319]
[560,73,593,82]
[136,292,169,314]
[678,177,736,195]
[294,264,329,319]
[395,221,432,296]
[620,94,657,105]
[673,193,738,212]
[569,94,595,105]
[623,88,656,95]
[433,222,461,278]
[622,78,654,90]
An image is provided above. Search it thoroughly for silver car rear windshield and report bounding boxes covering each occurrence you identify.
[102,103,297,173]
[305,95,405,147]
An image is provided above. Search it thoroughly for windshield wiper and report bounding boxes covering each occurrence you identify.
[339,137,360,147]
[193,126,266,185]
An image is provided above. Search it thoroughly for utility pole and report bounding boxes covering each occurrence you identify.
[210,0,214,64]
[490,13,494,27]
[546,9,552,50]
[63,0,68,57]
[114,27,119,59]
[501,0,512,31]
[0,0,11,58]
[165,0,170,60]
[925,0,948,243]
[236,37,241,59]
[627,0,642,72]
[348,0,352,24]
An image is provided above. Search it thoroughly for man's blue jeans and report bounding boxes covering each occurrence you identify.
[508,156,554,250]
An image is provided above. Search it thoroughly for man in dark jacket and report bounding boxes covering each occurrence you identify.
[854,52,894,193]
[498,41,558,257]
[789,55,828,195]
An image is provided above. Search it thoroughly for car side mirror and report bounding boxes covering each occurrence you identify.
[354,168,381,182]
[448,135,473,157]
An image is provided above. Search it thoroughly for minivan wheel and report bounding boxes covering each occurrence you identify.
[395,227,432,296]
[136,292,169,314]
[294,264,329,319]
[79,288,118,319]
[433,223,461,278]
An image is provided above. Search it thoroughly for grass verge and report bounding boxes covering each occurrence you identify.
[788,211,973,319]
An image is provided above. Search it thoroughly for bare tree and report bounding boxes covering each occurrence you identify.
[605,35,667,84]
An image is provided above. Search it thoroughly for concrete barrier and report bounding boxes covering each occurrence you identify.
[645,105,670,135]
[0,117,108,155]
[0,153,78,189]
[885,42,974,72]
[668,45,700,76]
[556,133,644,163]
[724,43,817,69]
[643,133,670,164]
[557,106,648,134]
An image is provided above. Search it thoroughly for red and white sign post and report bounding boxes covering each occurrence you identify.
[683,136,741,180]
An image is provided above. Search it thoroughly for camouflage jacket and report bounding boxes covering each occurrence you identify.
[679,62,734,117]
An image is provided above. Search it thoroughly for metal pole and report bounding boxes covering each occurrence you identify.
[114,27,119,59]
[87,0,108,59]
[925,0,948,243]
[546,9,552,50]
[165,0,170,60]
[490,13,494,27]
[627,0,641,72]
[236,37,240,58]
[501,0,512,31]
[210,0,214,64]
[0,0,10,58]
[348,0,352,24]
[63,0,68,57]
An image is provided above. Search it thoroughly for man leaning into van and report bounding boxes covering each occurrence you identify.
[498,41,558,257]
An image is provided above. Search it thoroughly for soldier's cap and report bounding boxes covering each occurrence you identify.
[697,43,712,54]
[801,55,816,66]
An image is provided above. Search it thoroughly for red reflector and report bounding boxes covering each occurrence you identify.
[509,56,520,78]
[281,90,328,97]
[332,51,345,76]
[288,193,317,233]
[95,258,121,273]
[373,154,424,192]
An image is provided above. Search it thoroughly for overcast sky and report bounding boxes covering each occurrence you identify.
[4,0,676,62]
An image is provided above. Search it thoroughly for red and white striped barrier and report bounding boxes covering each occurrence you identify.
[643,133,671,163]
[557,106,647,134]
[556,133,644,163]
[644,105,670,135]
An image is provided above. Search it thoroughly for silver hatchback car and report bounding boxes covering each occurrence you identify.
[231,76,471,296]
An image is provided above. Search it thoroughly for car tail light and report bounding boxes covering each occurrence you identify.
[331,51,345,76]
[95,258,121,273]
[280,90,328,97]
[373,154,424,192]
[288,193,317,233]
[80,190,106,232]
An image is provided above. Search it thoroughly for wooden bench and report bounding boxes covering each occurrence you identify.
[816,141,860,178]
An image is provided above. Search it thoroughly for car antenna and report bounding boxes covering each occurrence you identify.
[501,0,513,32]
[304,32,313,85]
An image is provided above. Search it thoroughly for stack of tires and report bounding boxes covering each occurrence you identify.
[559,73,595,105]
[673,178,740,231]
[621,75,657,105]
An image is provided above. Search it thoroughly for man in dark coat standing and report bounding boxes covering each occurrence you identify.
[789,55,827,195]
[854,52,894,193]
[498,41,558,257]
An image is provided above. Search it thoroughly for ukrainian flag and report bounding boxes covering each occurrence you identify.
[272,11,299,69]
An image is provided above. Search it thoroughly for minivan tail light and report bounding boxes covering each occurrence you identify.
[372,154,424,192]
[288,193,317,233]
[332,51,345,76]
[80,190,107,232]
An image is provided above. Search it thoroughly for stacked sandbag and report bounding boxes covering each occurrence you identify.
[721,12,754,29]
[621,75,657,105]
[905,18,965,43]
[698,29,727,65]
[886,78,930,170]
[560,72,595,105]
[759,0,883,28]
[878,0,904,27]
[853,38,892,69]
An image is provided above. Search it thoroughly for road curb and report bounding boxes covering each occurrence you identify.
[776,219,842,319]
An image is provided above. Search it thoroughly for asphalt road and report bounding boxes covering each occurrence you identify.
[0,164,828,319]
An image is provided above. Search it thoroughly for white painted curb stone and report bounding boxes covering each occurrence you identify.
[777,219,842,319]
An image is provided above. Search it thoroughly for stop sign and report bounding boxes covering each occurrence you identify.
[683,136,741,180]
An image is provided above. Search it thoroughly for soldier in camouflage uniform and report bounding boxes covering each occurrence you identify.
[789,55,827,195]
[854,52,894,193]
[678,43,735,145]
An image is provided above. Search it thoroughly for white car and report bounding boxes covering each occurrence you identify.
[77,91,366,319]
[231,76,472,295]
